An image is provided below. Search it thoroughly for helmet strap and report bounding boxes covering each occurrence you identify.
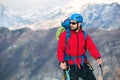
[80,25,82,29]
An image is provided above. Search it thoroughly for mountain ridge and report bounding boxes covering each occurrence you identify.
[0,27,120,80]
[0,2,120,30]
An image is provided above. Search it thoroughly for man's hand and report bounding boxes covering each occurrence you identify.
[97,57,102,65]
[60,61,67,70]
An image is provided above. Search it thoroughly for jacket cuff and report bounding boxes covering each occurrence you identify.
[96,57,101,60]
[59,61,65,65]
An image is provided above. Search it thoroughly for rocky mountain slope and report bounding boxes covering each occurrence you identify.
[0,27,120,80]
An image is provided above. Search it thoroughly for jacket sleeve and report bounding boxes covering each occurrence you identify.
[57,31,66,62]
[86,34,101,59]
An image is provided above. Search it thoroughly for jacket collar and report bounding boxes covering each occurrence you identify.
[70,29,83,33]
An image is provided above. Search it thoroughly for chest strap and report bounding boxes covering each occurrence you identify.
[64,55,87,66]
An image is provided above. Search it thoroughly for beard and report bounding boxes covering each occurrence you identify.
[71,26,79,31]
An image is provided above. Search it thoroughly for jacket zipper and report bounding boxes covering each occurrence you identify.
[76,32,79,64]
[76,32,79,55]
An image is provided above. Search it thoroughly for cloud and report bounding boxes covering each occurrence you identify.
[0,0,69,10]
[0,0,119,10]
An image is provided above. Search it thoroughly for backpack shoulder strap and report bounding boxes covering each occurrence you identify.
[83,30,87,50]
[83,30,87,40]
[65,28,70,42]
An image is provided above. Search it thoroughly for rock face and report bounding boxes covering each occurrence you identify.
[86,28,120,80]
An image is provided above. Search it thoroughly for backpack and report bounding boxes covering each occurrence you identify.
[56,18,87,42]
[56,18,70,41]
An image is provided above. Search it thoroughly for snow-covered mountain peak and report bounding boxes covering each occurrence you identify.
[0,1,120,30]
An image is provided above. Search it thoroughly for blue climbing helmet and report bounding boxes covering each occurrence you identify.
[69,13,83,22]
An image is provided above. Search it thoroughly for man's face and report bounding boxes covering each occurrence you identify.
[70,20,79,30]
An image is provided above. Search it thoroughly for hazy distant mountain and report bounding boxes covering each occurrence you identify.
[82,2,120,30]
[0,3,119,30]
[0,27,120,80]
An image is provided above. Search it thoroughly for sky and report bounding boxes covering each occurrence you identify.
[0,0,120,11]
[0,0,69,10]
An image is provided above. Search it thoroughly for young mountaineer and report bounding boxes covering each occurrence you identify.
[57,13,102,80]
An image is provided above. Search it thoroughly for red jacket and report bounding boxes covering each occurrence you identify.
[57,29,101,65]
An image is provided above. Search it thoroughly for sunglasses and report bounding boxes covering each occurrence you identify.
[70,22,77,25]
